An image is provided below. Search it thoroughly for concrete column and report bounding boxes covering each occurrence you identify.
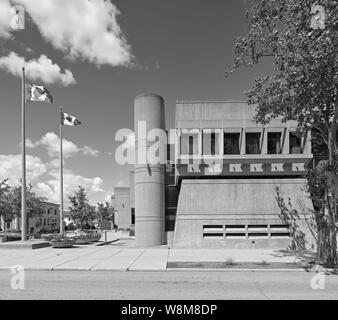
[302,130,312,155]
[175,129,180,185]
[198,129,202,155]
[240,128,246,155]
[283,128,290,154]
[134,94,165,247]
[261,128,267,155]
[219,128,224,155]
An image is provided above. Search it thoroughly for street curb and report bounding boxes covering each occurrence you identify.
[0,267,52,271]
[165,268,310,272]
[0,267,312,272]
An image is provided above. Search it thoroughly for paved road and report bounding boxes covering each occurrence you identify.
[0,270,337,300]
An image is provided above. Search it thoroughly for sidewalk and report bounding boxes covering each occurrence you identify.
[0,243,316,272]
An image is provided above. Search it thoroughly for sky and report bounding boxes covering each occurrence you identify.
[0,0,274,206]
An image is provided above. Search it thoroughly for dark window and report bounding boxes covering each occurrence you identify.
[246,133,261,154]
[211,133,215,155]
[268,132,282,154]
[289,133,302,154]
[224,133,240,155]
[203,233,223,238]
[203,130,219,155]
[131,208,135,225]
[188,136,194,155]
[180,132,199,155]
[166,142,175,164]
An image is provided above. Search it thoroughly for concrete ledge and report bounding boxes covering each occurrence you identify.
[166,261,305,270]
[0,240,50,250]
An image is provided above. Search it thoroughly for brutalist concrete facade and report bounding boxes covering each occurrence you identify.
[114,95,316,249]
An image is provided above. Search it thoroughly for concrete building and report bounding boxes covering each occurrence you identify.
[1,202,60,234]
[113,94,316,249]
[112,187,132,230]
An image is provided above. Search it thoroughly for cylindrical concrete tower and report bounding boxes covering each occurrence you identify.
[134,94,165,247]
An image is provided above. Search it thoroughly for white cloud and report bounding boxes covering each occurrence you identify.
[18,138,36,148]
[35,182,55,201]
[0,52,76,86]
[0,154,46,185]
[29,132,101,159]
[0,0,12,38]
[37,132,79,158]
[17,0,133,67]
[25,138,36,148]
[36,169,105,205]
[82,145,100,157]
[46,158,60,170]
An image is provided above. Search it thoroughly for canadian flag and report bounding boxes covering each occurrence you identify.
[25,83,53,103]
[62,111,81,126]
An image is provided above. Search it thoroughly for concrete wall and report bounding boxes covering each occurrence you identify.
[174,178,316,249]
[175,101,312,161]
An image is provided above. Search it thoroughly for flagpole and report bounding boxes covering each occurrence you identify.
[21,67,27,241]
[60,106,64,235]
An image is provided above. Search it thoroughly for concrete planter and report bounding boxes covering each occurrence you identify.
[74,236,90,245]
[85,231,102,242]
[49,239,75,248]
[1,234,21,242]
[88,234,102,242]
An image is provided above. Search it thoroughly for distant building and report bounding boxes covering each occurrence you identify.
[111,172,135,230]
[63,210,75,228]
[113,94,316,249]
[112,187,131,229]
[1,202,60,234]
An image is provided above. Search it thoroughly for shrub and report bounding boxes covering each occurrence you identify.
[225,257,235,266]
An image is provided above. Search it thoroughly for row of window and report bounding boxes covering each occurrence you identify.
[47,208,59,215]
[40,218,56,226]
[203,224,290,239]
[180,131,302,156]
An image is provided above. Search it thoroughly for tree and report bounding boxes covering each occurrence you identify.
[6,183,46,233]
[227,0,337,266]
[97,202,114,223]
[9,184,46,218]
[68,186,96,230]
[0,179,12,231]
